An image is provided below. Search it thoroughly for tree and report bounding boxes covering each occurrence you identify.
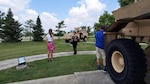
[99,11,115,28]
[0,11,5,28]
[54,30,66,36]
[94,11,115,32]
[32,16,44,41]
[56,20,66,40]
[118,0,134,7]
[80,26,92,35]
[0,11,5,39]
[93,23,100,33]
[87,26,92,35]
[24,19,35,41]
[0,8,23,42]
[80,26,86,30]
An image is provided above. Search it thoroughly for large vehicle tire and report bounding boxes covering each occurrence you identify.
[83,36,87,42]
[106,39,147,84]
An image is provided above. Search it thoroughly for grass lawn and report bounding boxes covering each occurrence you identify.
[0,39,95,61]
[0,37,148,84]
[0,54,98,84]
[0,37,148,61]
[87,36,95,42]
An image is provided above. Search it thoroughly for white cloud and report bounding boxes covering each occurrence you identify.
[40,12,59,33]
[0,0,106,33]
[0,0,30,13]
[64,0,106,32]
[19,9,38,22]
[0,0,36,25]
[0,0,60,33]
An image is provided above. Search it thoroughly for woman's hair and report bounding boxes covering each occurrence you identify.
[49,29,53,36]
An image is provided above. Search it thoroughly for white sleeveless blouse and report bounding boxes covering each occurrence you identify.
[46,34,53,42]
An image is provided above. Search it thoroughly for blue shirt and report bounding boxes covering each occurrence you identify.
[95,30,104,49]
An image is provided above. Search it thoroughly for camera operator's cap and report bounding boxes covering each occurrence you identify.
[100,25,105,30]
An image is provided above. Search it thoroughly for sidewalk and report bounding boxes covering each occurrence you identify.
[0,51,96,70]
[1,51,113,84]
[8,70,115,84]
[1,51,150,84]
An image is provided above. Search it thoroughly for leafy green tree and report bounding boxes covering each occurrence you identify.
[0,8,23,42]
[99,11,115,28]
[94,11,115,32]
[54,30,66,36]
[56,20,66,40]
[80,26,92,35]
[24,19,35,41]
[93,23,100,33]
[87,26,92,35]
[118,0,134,7]
[32,16,44,41]
[80,26,86,30]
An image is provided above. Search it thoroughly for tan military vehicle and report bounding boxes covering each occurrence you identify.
[104,0,150,83]
[63,27,88,43]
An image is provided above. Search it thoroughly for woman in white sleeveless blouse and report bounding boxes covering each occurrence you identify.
[46,29,55,62]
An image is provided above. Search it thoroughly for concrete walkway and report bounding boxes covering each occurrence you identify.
[0,51,96,70]
[0,51,115,84]
[1,51,149,84]
[8,70,115,84]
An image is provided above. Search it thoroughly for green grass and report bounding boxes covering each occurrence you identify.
[0,38,148,61]
[0,37,148,84]
[0,54,98,84]
[0,39,95,60]
[87,36,95,42]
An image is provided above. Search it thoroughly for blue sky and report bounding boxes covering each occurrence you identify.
[29,0,119,19]
[0,0,120,33]
[29,0,79,19]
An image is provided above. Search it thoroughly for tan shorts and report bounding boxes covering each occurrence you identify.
[96,47,106,59]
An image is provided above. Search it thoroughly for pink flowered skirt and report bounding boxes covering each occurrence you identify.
[47,42,55,51]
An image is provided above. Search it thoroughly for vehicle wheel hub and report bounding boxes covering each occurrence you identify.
[111,51,125,73]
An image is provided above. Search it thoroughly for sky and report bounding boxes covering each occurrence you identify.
[0,0,120,33]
